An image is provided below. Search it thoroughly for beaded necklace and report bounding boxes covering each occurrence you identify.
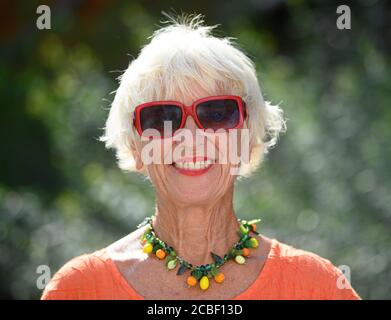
[138,215,261,291]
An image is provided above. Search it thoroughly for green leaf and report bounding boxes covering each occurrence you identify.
[140,230,149,240]
[239,224,249,235]
[157,239,165,247]
[240,234,250,243]
[152,243,162,254]
[247,219,261,225]
[244,239,253,248]
[211,252,224,264]
[191,269,203,280]
[176,262,188,276]
[210,266,219,277]
[164,255,176,265]
[232,249,244,256]
[137,217,151,228]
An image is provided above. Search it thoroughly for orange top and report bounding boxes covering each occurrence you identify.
[41,238,361,300]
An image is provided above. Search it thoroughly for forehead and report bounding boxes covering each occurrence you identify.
[172,86,222,105]
[154,79,231,106]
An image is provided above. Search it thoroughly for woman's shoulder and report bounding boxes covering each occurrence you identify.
[41,227,147,300]
[266,238,361,299]
[40,248,113,300]
[271,238,337,271]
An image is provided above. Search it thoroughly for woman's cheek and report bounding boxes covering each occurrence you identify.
[215,164,236,193]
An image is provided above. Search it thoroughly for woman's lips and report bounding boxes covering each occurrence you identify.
[172,158,214,176]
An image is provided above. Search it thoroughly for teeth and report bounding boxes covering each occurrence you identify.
[173,160,214,170]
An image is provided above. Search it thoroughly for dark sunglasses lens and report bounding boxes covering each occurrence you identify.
[196,99,240,130]
[140,105,182,135]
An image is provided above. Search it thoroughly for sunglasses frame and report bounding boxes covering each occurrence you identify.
[132,95,247,138]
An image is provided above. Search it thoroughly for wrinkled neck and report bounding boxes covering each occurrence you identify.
[152,186,240,265]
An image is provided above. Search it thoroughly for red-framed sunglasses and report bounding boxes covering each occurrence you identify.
[132,95,247,138]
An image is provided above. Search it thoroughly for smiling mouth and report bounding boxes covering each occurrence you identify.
[172,159,215,176]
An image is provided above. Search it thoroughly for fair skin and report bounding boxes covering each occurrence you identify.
[107,90,272,299]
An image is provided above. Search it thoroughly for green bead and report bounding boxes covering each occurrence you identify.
[167,259,177,270]
[239,224,249,235]
[249,237,259,248]
[192,269,203,280]
[235,255,246,264]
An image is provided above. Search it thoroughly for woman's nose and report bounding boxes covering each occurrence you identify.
[183,114,198,135]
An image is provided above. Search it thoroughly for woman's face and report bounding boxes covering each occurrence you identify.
[134,91,247,206]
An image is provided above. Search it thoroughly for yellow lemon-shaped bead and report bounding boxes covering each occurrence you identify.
[235,255,246,264]
[249,237,259,248]
[142,243,153,253]
[199,276,209,290]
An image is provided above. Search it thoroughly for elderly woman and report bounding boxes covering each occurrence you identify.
[41,15,360,300]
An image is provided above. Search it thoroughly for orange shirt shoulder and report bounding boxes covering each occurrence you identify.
[235,239,361,300]
[40,249,136,300]
[41,238,361,300]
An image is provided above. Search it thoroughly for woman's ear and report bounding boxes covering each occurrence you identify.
[130,140,143,171]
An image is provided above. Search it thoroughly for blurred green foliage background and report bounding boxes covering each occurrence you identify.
[1,0,390,299]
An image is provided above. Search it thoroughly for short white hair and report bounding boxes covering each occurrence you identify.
[100,13,287,177]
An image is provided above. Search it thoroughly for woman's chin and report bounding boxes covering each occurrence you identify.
[166,163,219,203]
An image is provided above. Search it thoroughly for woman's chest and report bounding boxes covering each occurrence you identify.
[117,254,266,300]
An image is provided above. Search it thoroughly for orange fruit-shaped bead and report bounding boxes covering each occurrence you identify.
[187,276,197,287]
[156,249,166,259]
[242,248,250,257]
[214,272,225,283]
[251,224,257,232]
